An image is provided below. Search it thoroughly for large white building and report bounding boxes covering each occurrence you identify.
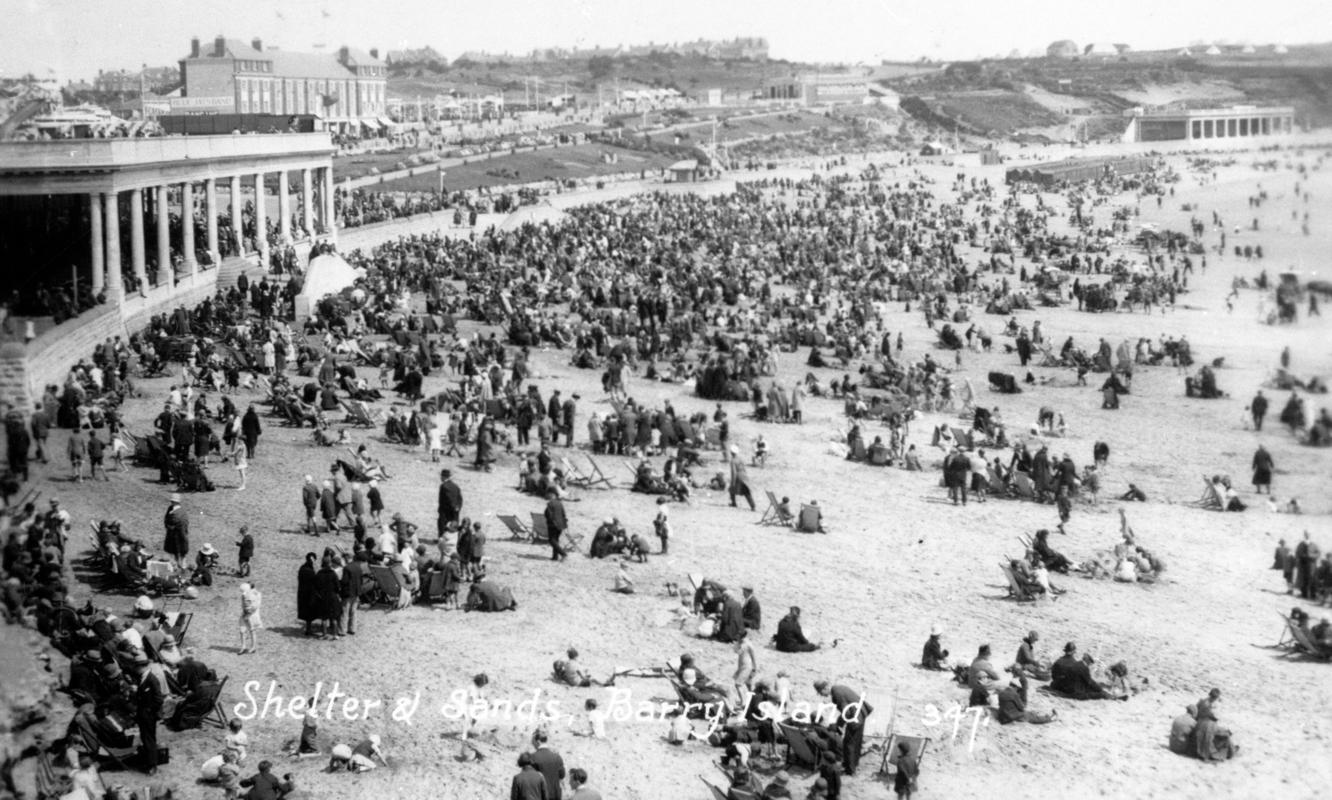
[178,36,388,133]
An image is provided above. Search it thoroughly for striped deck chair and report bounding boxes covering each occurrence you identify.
[528,512,551,543]
[341,400,374,427]
[498,514,533,541]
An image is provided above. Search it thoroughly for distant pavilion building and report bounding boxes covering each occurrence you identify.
[1122,106,1295,143]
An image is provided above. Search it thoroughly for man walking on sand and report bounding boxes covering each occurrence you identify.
[728,446,755,511]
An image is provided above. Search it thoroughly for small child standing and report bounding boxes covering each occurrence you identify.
[378,362,390,390]
[231,440,248,491]
[235,526,254,578]
[239,581,262,654]
[653,498,671,555]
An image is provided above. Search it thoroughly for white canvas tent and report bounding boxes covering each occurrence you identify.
[295,253,363,319]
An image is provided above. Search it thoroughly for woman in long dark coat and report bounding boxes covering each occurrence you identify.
[313,555,342,638]
[297,553,318,635]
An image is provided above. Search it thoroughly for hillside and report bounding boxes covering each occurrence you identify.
[387,52,830,103]
[883,49,1332,142]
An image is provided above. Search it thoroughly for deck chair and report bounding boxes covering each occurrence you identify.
[796,504,823,533]
[340,400,375,427]
[988,467,1009,496]
[950,426,973,449]
[561,457,593,489]
[498,514,533,541]
[882,733,932,776]
[700,778,729,800]
[705,427,722,448]
[528,512,551,543]
[759,490,793,527]
[164,611,193,648]
[1013,471,1035,499]
[622,460,642,481]
[368,565,409,608]
[197,676,230,728]
[581,455,615,489]
[1196,477,1224,510]
[779,722,823,770]
[34,746,68,797]
[1285,621,1332,661]
[1000,563,1038,602]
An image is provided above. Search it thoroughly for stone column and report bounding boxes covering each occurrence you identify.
[301,168,314,238]
[129,188,147,293]
[278,170,291,243]
[253,171,268,267]
[89,193,104,295]
[156,185,170,286]
[322,166,336,238]
[104,192,123,303]
[181,181,197,274]
[205,179,219,264]
[230,175,244,256]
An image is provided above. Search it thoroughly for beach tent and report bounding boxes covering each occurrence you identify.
[295,254,361,319]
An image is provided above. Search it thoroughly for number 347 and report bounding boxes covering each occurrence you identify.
[921,702,989,752]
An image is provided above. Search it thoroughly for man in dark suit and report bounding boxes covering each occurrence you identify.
[134,654,165,774]
[510,752,549,800]
[544,491,568,562]
[341,551,367,634]
[529,731,566,800]
[438,469,463,538]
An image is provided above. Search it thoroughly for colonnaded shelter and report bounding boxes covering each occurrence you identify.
[1122,105,1296,143]
[0,133,337,409]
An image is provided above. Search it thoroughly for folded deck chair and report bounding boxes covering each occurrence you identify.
[1000,563,1038,602]
[498,514,533,541]
[528,512,551,543]
[759,490,792,527]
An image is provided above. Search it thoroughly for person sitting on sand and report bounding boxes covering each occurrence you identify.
[996,674,1057,725]
[465,579,517,612]
[1014,630,1051,680]
[612,561,635,594]
[1031,529,1072,573]
[967,644,1003,707]
[920,624,954,671]
[1192,688,1239,761]
[1050,642,1115,701]
[1169,704,1197,755]
[553,648,617,687]
[773,606,821,653]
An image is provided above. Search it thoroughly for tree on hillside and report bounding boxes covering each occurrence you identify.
[589,55,615,80]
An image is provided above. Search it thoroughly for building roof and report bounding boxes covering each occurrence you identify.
[267,49,356,80]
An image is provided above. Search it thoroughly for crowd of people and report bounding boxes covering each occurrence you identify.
[5,142,1331,800]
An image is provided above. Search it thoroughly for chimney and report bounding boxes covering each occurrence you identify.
[214,36,226,58]
[252,38,263,52]
[191,37,200,58]
[338,46,350,65]
[369,48,379,60]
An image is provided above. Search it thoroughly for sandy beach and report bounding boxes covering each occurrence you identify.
[14,142,1332,800]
